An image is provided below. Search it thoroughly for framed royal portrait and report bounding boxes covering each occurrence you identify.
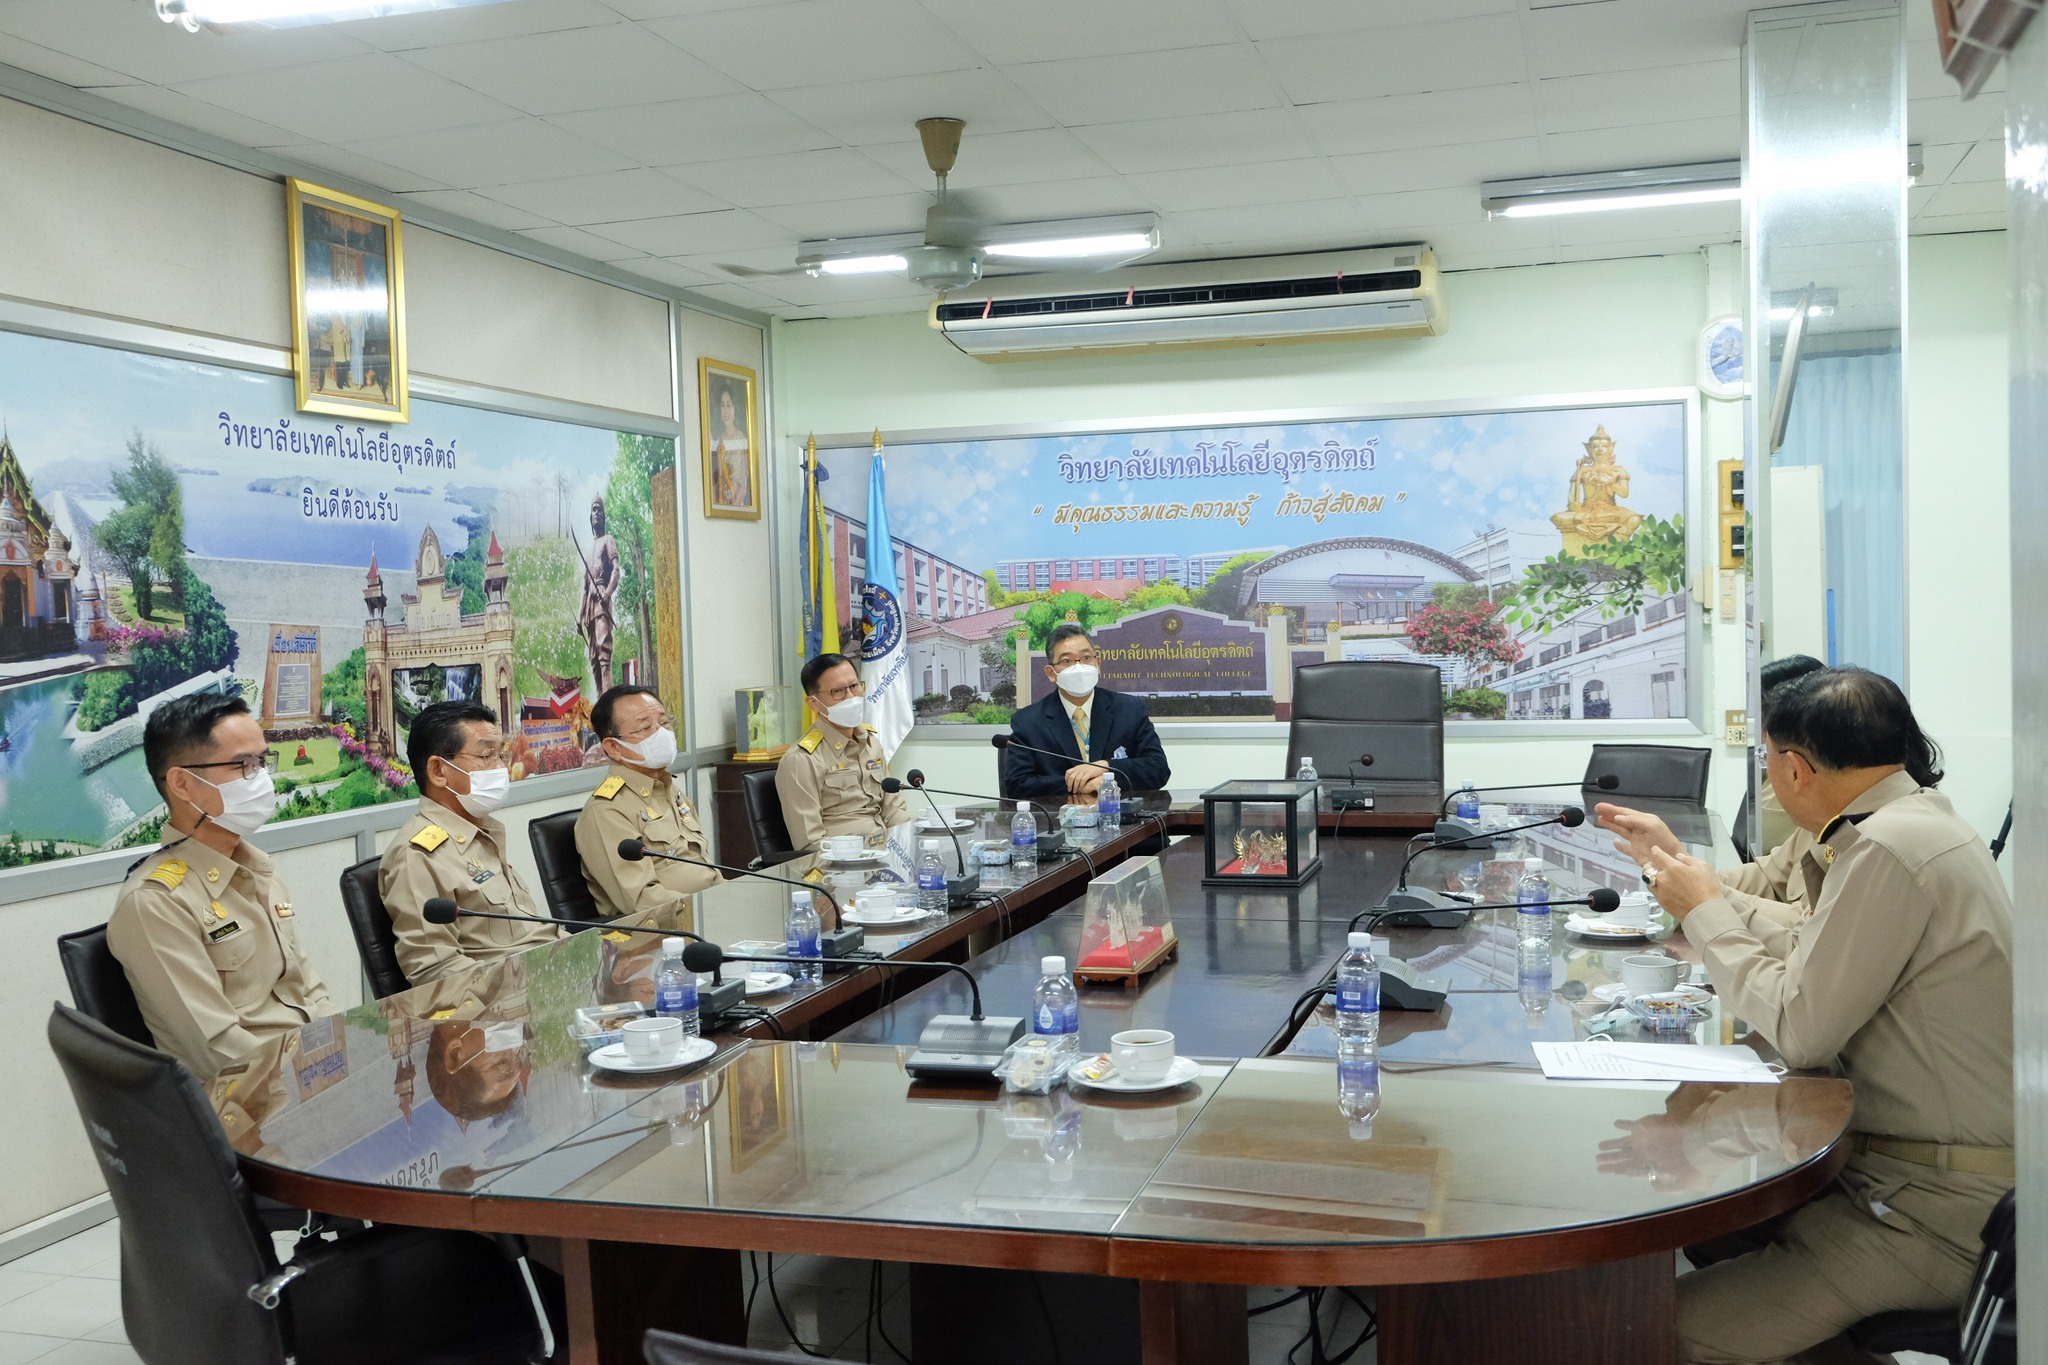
[699,357,760,521]
[727,1044,789,1172]
[287,178,409,423]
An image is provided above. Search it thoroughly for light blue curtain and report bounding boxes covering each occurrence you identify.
[1773,347,1905,682]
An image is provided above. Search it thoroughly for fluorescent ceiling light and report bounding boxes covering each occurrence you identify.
[156,0,512,30]
[795,214,1159,277]
[1483,162,1743,219]
[812,255,909,276]
[1492,185,1742,218]
[985,231,1160,259]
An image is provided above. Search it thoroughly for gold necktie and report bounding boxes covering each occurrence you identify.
[1072,707,1089,760]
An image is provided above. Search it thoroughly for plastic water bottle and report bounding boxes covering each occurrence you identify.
[1031,955,1080,1059]
[654,939,700,1038]
[784,890,822,985]
[1518,941,1554,1025]
[1334,931,1381,1046]
[1097,771,1122,831]
[1011,800,1039,869]
[1516,857,1551,948]
[1336,1039,1381,1139]
[914,838,949,918]
[1455,781,1480,820]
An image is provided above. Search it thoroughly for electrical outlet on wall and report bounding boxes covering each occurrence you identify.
[1724,709,1749,746]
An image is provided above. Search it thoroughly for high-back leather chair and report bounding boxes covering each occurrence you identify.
[1286,661,1445,799]
[739,767,800,868]
[1585,743,1711,804]
[338,855,411,1000]
[46,1003,549,1365]
[527,809,602,923]
[56,925,154,1048]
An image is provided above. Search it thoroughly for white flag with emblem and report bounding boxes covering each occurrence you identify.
[859,433,913,758]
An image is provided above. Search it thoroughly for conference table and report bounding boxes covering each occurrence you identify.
[223,787,1851,1365]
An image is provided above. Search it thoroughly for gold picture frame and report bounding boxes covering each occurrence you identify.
[286,178,409,423]
[726,1044,788,1172]
[699,358,760,521]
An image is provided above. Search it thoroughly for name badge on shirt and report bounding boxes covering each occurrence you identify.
[209,921,243,942]
[467,860,495,886]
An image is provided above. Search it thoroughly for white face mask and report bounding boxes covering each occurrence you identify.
[620,726,677,770]
[1054,663,1100,697]
[824,695,867,728]
[481,1021,527,1053]
[450,763,511,819]
[201,768,277,838]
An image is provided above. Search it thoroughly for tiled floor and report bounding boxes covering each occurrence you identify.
[0,1220,138,1365]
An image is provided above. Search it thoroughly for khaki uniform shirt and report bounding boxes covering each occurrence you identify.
[1758,778,1798,857]
[380,797,558,985]
[1684,771,2014,1248]
[1715,821,1817,931]
[107,837,332,1081]
[774,723,907,852]
[574,762,718,930]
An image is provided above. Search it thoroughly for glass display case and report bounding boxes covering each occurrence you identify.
[1201,779,1321,887]
[733,684,802,760]
[1074,855,1177,987]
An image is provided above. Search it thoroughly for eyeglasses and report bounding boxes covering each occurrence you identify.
[1052,651,1101,668]
[619,713,673,740]
[817,679,866,703]
[453,744,514,766]
[183,753,279,780]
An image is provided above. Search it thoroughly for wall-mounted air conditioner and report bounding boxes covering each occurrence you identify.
[928,246,1445,362]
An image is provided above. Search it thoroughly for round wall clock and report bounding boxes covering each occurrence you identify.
[1699,316,1744,400]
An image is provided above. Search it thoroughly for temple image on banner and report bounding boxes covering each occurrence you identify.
[361,524,515,761]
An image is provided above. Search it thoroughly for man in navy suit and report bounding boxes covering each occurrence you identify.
[1003,623,1172,800]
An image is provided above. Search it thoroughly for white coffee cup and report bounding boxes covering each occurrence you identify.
[823,835,865,859]
[1110,1028,1176,1084]
[854,887,897,917]
[932,803,957,826]
[1620,952,1688,997]
[621,1016,683,1064]
[1608,891,1654,928]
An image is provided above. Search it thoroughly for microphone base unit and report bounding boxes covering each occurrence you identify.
[1432,817,1486,843]
[1375,886,1473,930]
[819,926,866,958]
[698,977,748,1021]
[1380,959,1450,1012]
[905,1014,1027,1082]
[945,872,980,906]
[1329,785,1376,810]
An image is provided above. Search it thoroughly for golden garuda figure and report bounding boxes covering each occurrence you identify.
[1550,425,1643,555]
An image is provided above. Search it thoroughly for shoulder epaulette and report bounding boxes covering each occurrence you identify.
[145,858,188,889]
[797,727,824,753]
[410,825,450,852]
[862,723,879,733]
[594,776,626,800]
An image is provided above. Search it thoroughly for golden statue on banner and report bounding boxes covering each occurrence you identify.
[1550,424,1643,555]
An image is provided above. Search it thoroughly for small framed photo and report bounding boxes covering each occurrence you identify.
[287,178,408,423]
[699,358,760,521]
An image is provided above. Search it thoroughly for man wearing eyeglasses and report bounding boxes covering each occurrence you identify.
[107,693,333,1081]
[380,700,557,985]
[1002,623,1170,801]
[574,684,717,929]
[1596,668,2012,1365]
[775,652,908,853]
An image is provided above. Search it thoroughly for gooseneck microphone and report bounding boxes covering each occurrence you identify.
[992,732,1143,774]
[681,940,986,1020]
[885,770,975,887]
[882,776,1069,854]
[1438,773,1619,816]
[1377,808,1589,926]
[1350,885,1619,932]
[617,839,844,921]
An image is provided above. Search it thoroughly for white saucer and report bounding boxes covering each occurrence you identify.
[1068,1055,1203,1094]
[821,850,887,866]
[915,818,975,832]
[1593,982,1711,1005]
[1566,913,1654,940]
[744,972,793,997]
[844,906,924,928]
[588,1036,715,1075]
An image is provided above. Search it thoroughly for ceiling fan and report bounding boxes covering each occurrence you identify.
[742,118,1160,293]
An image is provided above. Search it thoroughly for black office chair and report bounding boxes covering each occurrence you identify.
[1851,1189,2016,1365]
[46,1002,551,1365]
[1286,660,1444,798]
[1730,788,1754,865]
[528,809,603,923]
[739,767,802,868]
[645,1329,792,1364]
[56,925,154,1048]
[338,855,412,1000]
[1584,743,1711,804]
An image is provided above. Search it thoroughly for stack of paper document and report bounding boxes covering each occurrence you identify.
[1531,1041,1781,1084]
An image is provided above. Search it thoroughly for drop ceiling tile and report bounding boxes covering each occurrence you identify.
[268,142,453,195]
[1535,60,1738,134]
[1947,139,2004,184]
[585,207,796,255]
[1222,0,1516,42]
[1005,45,1287,126]
[862,128,1112,189]
[0,0,375,85]
[1173,198,1364,247]
[333,0,624,51]
[1553,236,1716,264]
[769,271,934,305]
[1925,179,2006,217]
[1906,40,1950,102]
[1124,159,1344,213]
[1536,117,1740,174]
[1911,142,1971,186]
[1298,82,1536,158]
[680,245,807,278]
[342,117,633,187]
[751,192,936,238]
[966,176,1152,223]
[619,257,724,288]
[0,33,137,88]
[1907,92,2005,146]
[603,0,781,15]
[764,67,1054,147]
[685,280,792,312]
[1907,183,1939,219]
[1352,186,1484,232]
[514,223,653,259]
[480,168,729,222]
[1259,14,1527,106]
[551,92,839,165]
[1072,108,1309,174]
[1909,212,2007,235]
[93,83,307,148]
[662,147,921,207]
[169,53,514,142]
[1327,137,1544,196]
[644,0,981,90]
[399,22,741,115]
[1413,216,1559,255]
[922,0,1241,65]
[1439,245,1570,272]
[1552,201,1741,245]
[1522,0,1747,79]
[395,188,555,231]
